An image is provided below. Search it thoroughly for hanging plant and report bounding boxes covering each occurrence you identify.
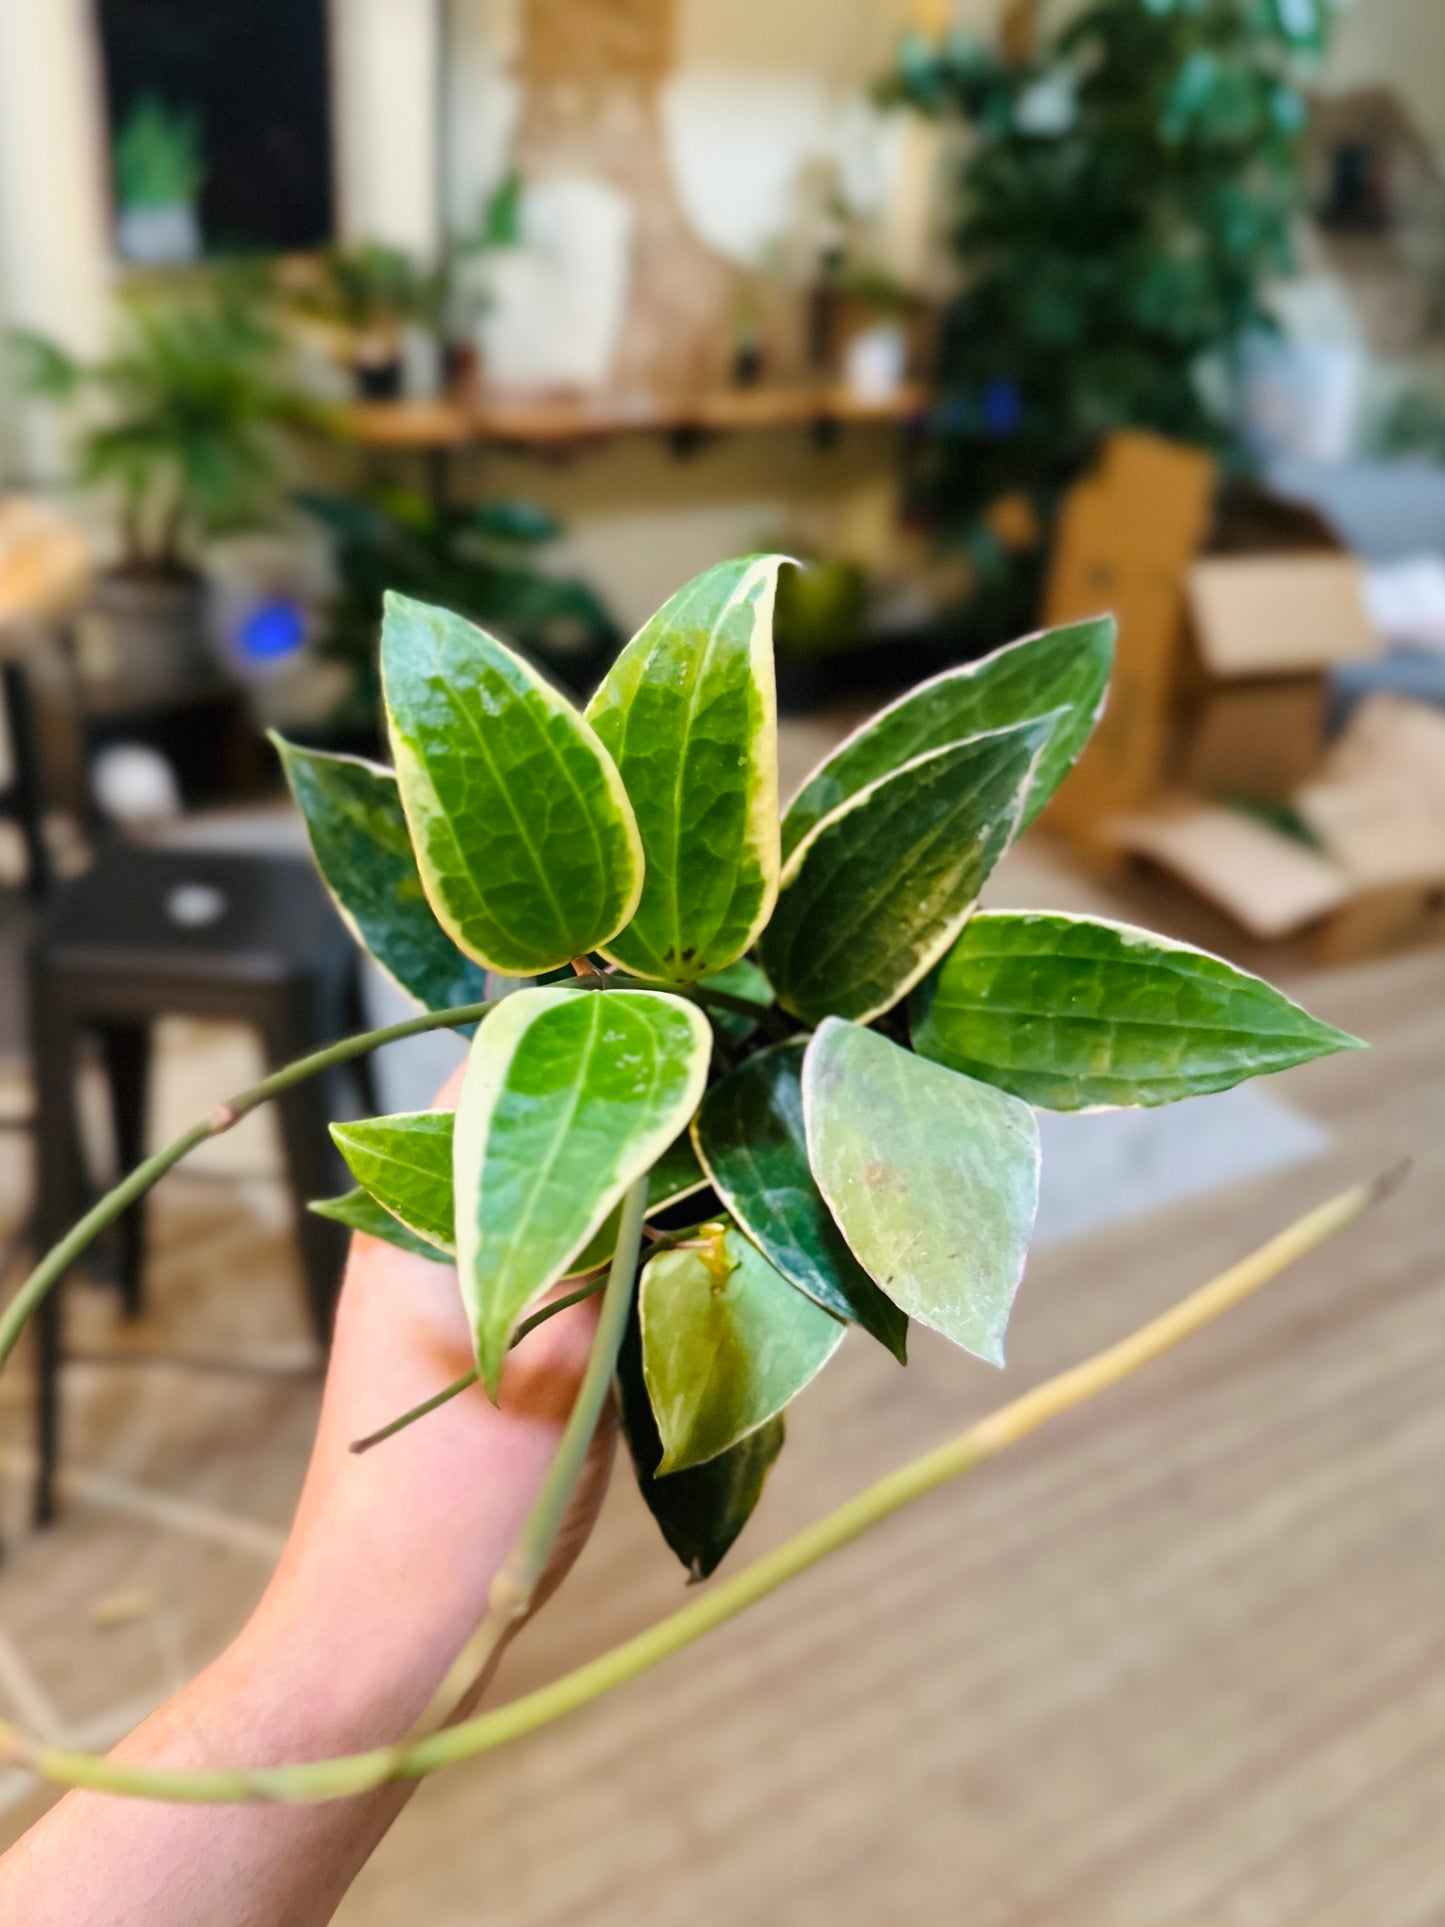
[0,556,1387,1805]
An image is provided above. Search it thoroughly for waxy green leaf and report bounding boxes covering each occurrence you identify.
[454,987,711,1394]
[617,1304,783,1580]
[803,1020,1039,1367]
[700,956,775,1044]
[309,1186,448,1262]
[640,1222,843,1473]
[587,555,784,984]
[333,1106,708,1269]
[273,737,489,1014]
[331,1110,455,1253]
[759,718,1051,1026]
[781,615,1115,861]
[693,1043,907,1360]
[382,592,642,976]
[911,911,1366,1109]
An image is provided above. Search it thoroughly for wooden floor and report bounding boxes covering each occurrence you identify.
[0,851,1442,1924]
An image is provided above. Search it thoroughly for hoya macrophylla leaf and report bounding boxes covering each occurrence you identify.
[640,1222,843,1473]
[273,737,489,1014]
[382,592,642,975]
[332,1107,707,1270]
[454,987,711,1394]
[616,1303,784,1581]
[587,554,784,984]
[309,1186,448,1262]
[781,614,1115,861]
[759,717,1051,1027]
[693,1043,908,1360]
[803,1019,1039,1367]
[331,1111,455,1253]
[911,910,1366,1110]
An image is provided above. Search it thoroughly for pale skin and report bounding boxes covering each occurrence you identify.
[0,1071,614,1927]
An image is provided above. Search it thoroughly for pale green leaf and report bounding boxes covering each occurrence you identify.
[911,911,1366,1109]
[781,614,1115,860]
[587,555,784,983]
[640,1222,843,1473]
[693,1043,907,1359]
[382,591,642,975]
[273,736,489,1014]
[454,987,711,1394]
[759,718,1051,1026]
[803,1019,1039,1366]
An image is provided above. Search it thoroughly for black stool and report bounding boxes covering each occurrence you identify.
[28,844,368,1525]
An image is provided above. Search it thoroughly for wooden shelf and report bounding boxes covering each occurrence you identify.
[339,382,930,453]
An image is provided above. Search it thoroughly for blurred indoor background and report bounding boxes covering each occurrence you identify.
[0,2,1441,1921]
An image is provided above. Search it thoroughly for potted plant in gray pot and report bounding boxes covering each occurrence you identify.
[9,286,320,699]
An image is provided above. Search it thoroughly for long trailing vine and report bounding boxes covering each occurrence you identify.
[0,554,1384,1806]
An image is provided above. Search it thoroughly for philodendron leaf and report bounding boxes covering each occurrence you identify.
[911,911,1366,1110]
[781,614,1115,860]
[587,555,785,984]
[693,1043,908,1361]
[309,1187,448,1262]
[617,1302,784,1581]
[759,718,1051,1027]
[332,1107,707,1268]
[455,987,711,1394]
[803,1019,1039,1367]
[640,1222,843,1473]
[331,1111,455,1253]
[273,737,489,1014]
[382,592,642,975]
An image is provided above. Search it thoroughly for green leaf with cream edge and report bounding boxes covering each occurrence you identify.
[382,592,642,975]
[911,911,1365,1110]
[586,554,784,983]
[640,1222,843,1473]
[693,1042,908,1360]
[331,1105,708,1265]
[453,987,711,1395]
[272,737,489,1013]
[759,717,1052,1027]
[803,1020,1039,1366]
[309,1186,448,1262]
[780,613,1115,862]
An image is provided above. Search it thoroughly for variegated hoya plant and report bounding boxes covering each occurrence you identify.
[276,555,1360,1582]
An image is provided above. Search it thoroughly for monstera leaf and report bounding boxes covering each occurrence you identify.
[803,1020,1039,1367]
[587,555,785,984]
[382,592,642,976]
[911,912,1365,1109]
[453,987,711,1394]
[273,737,489,1014]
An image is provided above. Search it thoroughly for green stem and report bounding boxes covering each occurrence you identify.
[0,1172,1391,1808]
[387,1175,649,1751]
[0,997,498,1374]
[348,1275,609,1455]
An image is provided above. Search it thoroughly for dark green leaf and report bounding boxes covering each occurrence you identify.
[616,1303,783,1580]
[803,1019,1039,1366]
[760,718,1051,1026]
[693,1043,907,1360]
[911,911,1365,1108]
[640,1222,843,1473]
[272,736,489,1013]
[781,615,1115,860]
[309,1186,448,1262]
[382,592,642,975]
[587,555,785,983]
[454,987,711,1394]
[700,957,775,1044]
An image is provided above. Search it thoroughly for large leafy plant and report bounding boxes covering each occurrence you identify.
[276,555,1358,1579]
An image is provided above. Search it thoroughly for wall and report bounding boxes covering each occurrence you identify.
[1321,0,1445,159]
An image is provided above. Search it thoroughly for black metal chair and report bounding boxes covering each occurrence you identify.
[27,843,368,1525]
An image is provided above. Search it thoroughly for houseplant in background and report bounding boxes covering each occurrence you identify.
[0,553,1389,1806]
[884,0,1340,650]
[285,243,445,399]
[9,285,319,699]
[297,485,619,739]
[111,92,205,269]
